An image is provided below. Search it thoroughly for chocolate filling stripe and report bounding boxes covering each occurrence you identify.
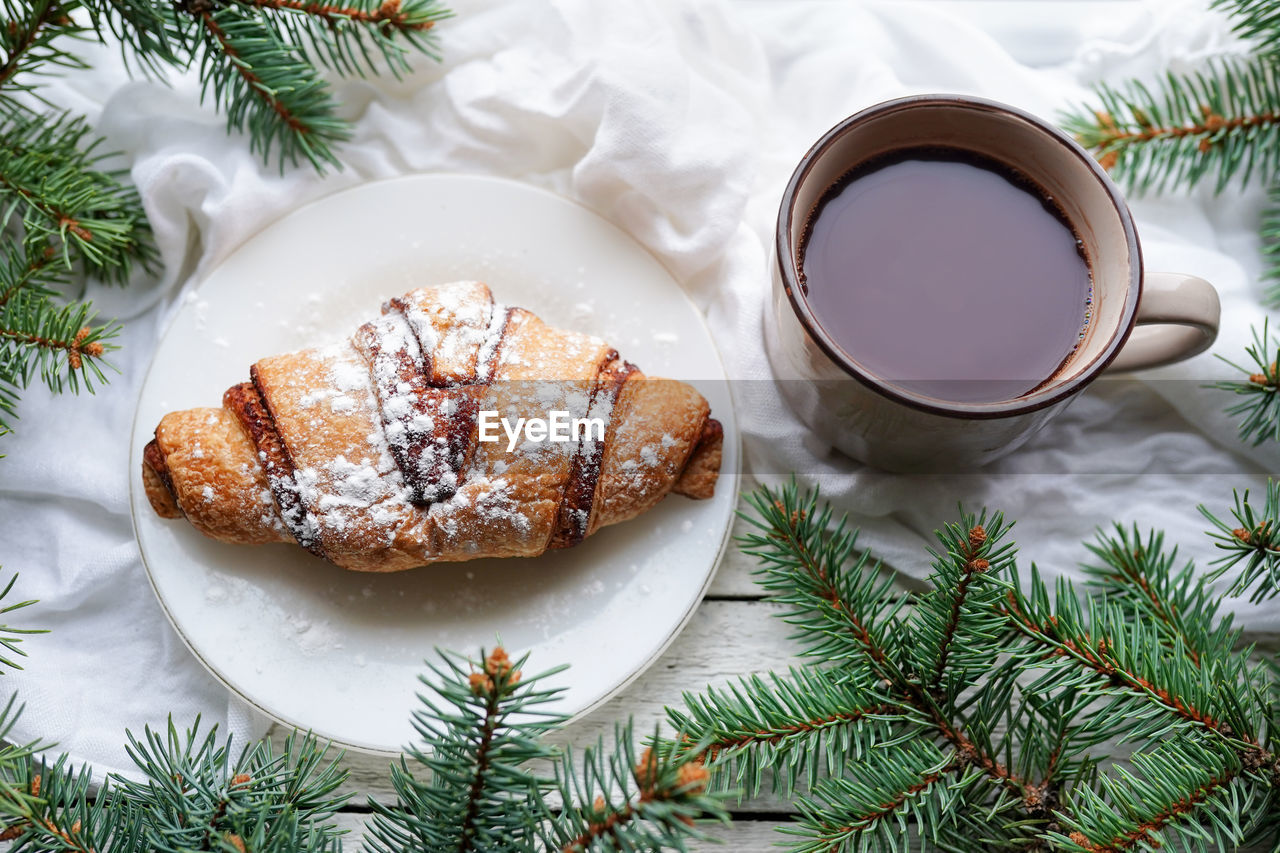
[363,301,517,506]
[694,418,723,456]
[548,357,636,550]
[224,377,325,557]
[355,316,462,505]
[142,438,179,509]
[421,307,516,492]
[387,295,441,387]
[475,306,516,384]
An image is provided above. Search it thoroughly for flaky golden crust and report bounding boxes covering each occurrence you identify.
[147,408,291,546]
[142,282,721,571]
[673,419,723,501]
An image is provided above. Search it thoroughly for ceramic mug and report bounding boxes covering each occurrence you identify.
[764,94,1221,472]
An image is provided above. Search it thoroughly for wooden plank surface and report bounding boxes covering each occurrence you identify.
[331,811,788,852]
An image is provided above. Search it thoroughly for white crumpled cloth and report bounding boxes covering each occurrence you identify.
[0,0,1274,779]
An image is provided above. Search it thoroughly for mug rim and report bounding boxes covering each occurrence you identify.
[775,93,1143,420]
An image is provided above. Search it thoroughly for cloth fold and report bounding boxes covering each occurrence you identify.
[0,0,1272,779]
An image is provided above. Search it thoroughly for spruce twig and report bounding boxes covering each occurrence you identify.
[0,110,153,280]
[1065,1,1280,305]
[365,646,566,853]
[0,0,88,103]
[370,647,729,853]
[0,570,728,852]
[0,109,142,437]
[1082,525,1236,668]
[546,728,727,853]
[1201,479,1280,602]
[1212,319,1280,445]
[1214,0,1280,61]
[116,721,349,853]
[227,0,450,77]
[737,488,1031,800]
[667,667,910,797]
[192,5,350,172]
[1062,57,1280,194]
[1047,739,1262,853]
[0,573,44,673]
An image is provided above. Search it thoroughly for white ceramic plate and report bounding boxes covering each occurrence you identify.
[129,174,739,754]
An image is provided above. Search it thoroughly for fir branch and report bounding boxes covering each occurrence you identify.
[372,646,730,853]
[0,285,121,433]
[0,0,88,100]
[1005,567,1260,746]
[0,0,452,438]
[1061,56,1280,193]
[910,511,1016,690]
[0,573,44,673]
[1,754,132,853]
[737,483,907,677]
[366,646,567,853]
[665,667,912,797]
[1214,0,1280,60]
[678,483,1280,851]
[1047,738,1263,852]
[0,109,154,280]
[192,5,351,171]
[1082,525,1237,669]
[0,245,60,311]
[116,720,348,853]
[1005,687,1099,807]
[731,484,1035,806]
[76,0,184,76]
[1201,480,1280,602]
[0,693,55,826]
[786,739,958,853]
[0,708,349,853]
[1213,319,1280,444]
[0,57,146,443]
[544,726,729,853]
[227,0,451,77]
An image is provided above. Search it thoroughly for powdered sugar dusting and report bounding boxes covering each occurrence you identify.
[237,282,698,566]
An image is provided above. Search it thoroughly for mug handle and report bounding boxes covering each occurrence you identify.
[1104,272,1220,373]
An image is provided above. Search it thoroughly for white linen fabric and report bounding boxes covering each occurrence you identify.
[0,0,1274,779]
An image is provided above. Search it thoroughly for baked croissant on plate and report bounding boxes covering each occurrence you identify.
[141,281,723,572]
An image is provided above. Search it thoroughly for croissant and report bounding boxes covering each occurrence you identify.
[141,281,723,572]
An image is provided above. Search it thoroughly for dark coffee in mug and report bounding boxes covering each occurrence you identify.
[798,146,1093,404]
